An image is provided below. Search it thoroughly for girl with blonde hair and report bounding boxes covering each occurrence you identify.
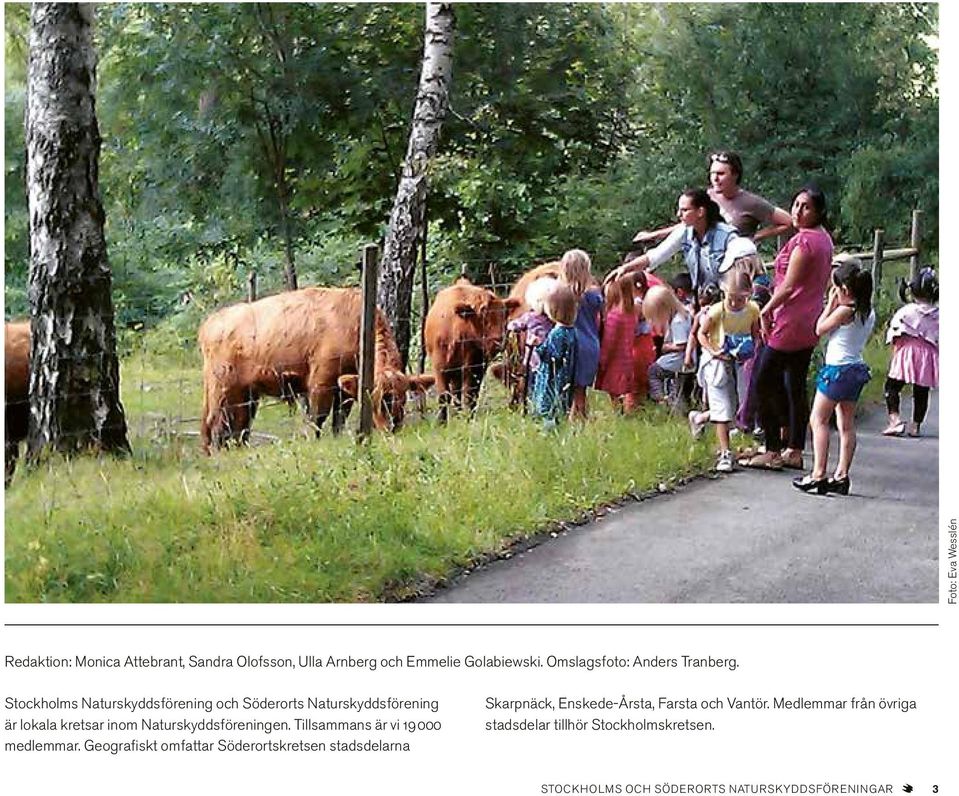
[642,285,692,404]
[558,249,603,419]
[596,274,638,412]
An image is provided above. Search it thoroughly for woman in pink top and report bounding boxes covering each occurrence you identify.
[743,185,834,470]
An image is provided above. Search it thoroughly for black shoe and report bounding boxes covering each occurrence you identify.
[792,474,828,495]
[824,476,850,495]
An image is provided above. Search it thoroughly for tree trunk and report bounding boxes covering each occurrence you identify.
[377,2,454,366]
[25,3,130,458]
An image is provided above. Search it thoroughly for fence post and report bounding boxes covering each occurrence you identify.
[871,229,885,301]
[910,209,921,282]
[418,204,429,376]
[357,244,379,442]
[247,270,257,302]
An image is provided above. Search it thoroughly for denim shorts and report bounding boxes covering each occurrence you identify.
[816,363,871,402]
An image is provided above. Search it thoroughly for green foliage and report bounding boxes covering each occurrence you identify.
[840,141,938,253]
[4,3,938,320]
[4,85,27,317]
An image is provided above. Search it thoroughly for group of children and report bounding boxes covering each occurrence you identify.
[506,247,939,488]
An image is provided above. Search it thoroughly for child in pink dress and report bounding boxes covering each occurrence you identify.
[883,267,939,438]
[597,274,637,412]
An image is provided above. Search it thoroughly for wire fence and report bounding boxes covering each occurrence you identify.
[5,209,925,475]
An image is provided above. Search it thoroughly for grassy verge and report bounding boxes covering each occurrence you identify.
[5,392,714,602]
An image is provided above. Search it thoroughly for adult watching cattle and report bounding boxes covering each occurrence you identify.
[706,151,793,242]
[742,184,834,471]
[609,188,739,295]
[633,151,792,245]
[424,278,520,422]
[198,287,433,452]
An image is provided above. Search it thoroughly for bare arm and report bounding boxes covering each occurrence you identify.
[607,224,685,284]
[605,254,650,286]
[697,311,723,357]
[633,222,680,244]
[753,207,794,243]
[815,286,854,336]
[761,242,807,323]
[684,314,700,369]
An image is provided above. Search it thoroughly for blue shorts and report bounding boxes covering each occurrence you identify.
[816,363,871,402]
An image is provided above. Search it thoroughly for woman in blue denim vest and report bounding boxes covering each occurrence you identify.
[608,189,739,300]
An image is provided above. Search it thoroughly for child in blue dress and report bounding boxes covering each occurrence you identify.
[531,284,578,428]
[558,248,603,419]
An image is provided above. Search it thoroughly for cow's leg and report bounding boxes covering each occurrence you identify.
[5,440,19,486]
[200,384,213,453]
[458,355,480,413]
[201,380,230,452]
[5,403,26,481]
[331,387,350,433]
[224,387,254,445]
[465,356,486,414]
[434,371,451,424]
[307,382,336,437]
[235,389,258,445]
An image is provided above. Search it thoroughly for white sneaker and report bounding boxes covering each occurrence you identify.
[716,450,734,473]
[688,410,707,439]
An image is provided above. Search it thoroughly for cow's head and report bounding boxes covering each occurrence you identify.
[338,371,434,431]
[454,294,522,359]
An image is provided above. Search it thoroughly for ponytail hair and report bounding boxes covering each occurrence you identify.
[899,266,938,305]
[681,188,722,228]
[832,259,872,324]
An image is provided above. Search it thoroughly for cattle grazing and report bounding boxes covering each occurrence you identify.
[5,321,30,484]
[198,287,433,452]
[492,262,562,406]
[506,261,561,320]
[424,278,520,422]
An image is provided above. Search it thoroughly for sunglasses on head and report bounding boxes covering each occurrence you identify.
[710,153,732,164]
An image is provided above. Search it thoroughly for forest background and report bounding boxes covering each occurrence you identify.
[4,3,939,345]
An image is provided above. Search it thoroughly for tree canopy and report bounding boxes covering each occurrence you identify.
[4,3,938,334]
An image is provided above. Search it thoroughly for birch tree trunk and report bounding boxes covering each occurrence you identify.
[377,2,454,365]
[26,3,130,457]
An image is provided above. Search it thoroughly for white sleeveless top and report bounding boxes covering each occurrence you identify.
[824,309,875,366]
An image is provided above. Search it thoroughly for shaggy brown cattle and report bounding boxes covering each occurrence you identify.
[5,321,30,484]
[495,262,562,405]
[424,279,520,421]
[506,261,561,319]
[198,287,433,452]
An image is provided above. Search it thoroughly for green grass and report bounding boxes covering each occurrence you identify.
[5,354,715,602]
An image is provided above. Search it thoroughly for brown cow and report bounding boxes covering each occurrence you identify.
[506,261,561,320]
[424,278,520,422]
[198,287,433,452]
[5,321,30,484]
[495,262,562,405]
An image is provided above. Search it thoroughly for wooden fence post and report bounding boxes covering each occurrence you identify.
[357,244,379,442]
[910,209,921,282]
[247,270,257,302]
[871,229,885,301]
[418,203,429,376]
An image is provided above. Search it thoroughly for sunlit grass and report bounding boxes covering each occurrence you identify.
[6,354,715,602]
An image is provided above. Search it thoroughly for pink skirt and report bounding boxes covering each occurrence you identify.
[888,336,938,388]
